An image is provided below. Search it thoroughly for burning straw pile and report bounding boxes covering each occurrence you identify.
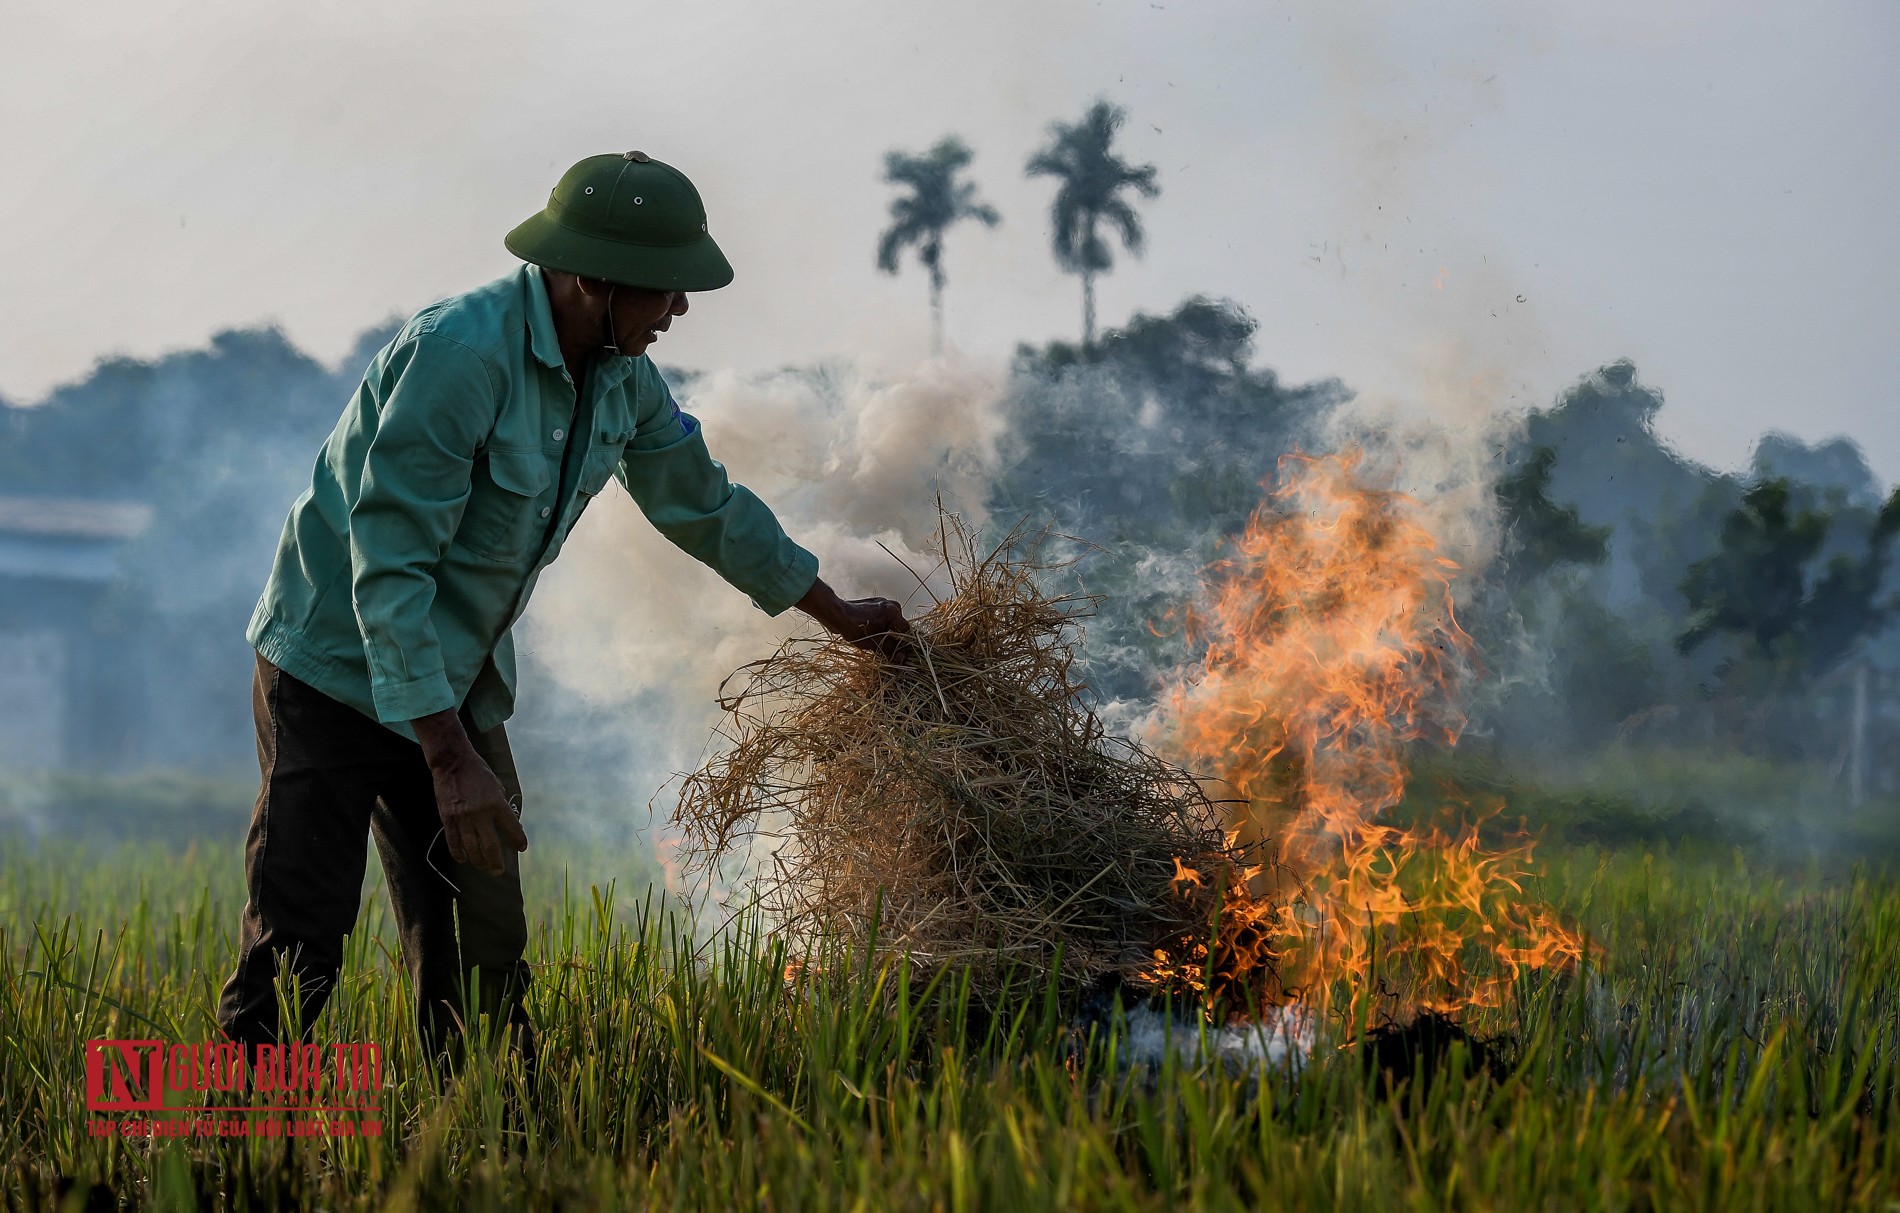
[674,518,1237,989]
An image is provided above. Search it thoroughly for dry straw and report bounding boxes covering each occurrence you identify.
[674,513,1240,994]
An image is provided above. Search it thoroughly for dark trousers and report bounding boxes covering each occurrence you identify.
[216,656,534,1074]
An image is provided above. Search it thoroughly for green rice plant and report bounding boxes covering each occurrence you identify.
[3,835,1898,1210]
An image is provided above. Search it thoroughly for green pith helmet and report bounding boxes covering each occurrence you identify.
[505,151,734,291]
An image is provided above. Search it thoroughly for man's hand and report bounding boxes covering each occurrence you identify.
[795,576,912,653]
[412,709,528,877]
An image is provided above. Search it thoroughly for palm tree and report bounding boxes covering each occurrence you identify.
[1025,100,1160,347]
[876,136,1000,354]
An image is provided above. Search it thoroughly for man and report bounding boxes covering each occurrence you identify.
[217,151,908,1071]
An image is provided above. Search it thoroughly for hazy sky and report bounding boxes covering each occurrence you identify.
[4,0,1896,478]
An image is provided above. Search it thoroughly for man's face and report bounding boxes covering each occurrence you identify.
[606,284,689,356]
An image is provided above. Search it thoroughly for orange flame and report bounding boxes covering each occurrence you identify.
[1150,452,1585,1018]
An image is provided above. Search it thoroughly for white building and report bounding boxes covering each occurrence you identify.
[0,496,153,768]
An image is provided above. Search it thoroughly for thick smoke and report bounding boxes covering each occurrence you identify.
[1322,347,1523,576]
[508,357,1006,837]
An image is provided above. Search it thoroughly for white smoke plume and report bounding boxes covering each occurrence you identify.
[514,355,1006,827]
[1322,345,1525,580]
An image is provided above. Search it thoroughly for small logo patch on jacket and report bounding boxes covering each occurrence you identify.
[664,385,698,437]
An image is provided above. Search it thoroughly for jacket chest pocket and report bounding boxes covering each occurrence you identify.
[578,431,633,498]
[459,446,552,562]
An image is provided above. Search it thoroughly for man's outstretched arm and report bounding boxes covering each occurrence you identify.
[617,372,912,631]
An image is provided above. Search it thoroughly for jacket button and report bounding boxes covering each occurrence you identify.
[552,428,565,441]
[539,507,552,518]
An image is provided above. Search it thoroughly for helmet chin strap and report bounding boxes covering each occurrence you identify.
[600,282,622,356]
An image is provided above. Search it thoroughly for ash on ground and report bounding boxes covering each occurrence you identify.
[1120,1003,1315,1073]
[1073,976,1315,1074]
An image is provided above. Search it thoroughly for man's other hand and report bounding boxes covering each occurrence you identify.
[795,576,912,653]
[412,709,529,876]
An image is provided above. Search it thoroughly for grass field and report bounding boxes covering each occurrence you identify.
[4,808,1899,1211]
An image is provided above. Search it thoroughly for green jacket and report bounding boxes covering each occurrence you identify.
[248,264,818,739]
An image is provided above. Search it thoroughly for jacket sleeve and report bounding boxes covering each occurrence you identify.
[617,373,819,616]
[345,332,495,723]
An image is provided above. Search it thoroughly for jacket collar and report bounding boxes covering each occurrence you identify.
[523,264,567,372]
